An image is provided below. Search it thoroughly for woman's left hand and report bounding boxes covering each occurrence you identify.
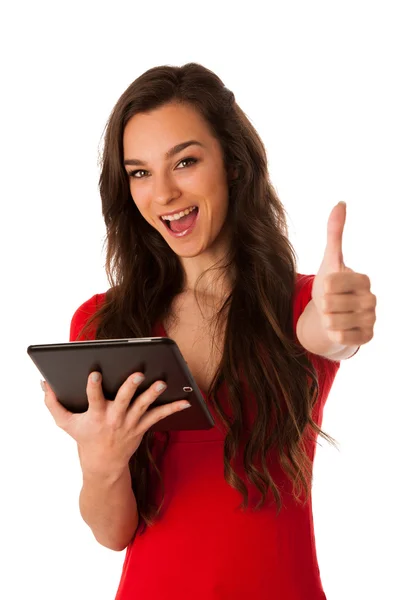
[311,202,377,347]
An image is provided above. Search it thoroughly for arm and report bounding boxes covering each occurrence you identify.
[71,297,138,550]
[79,464,139,552]
[296,298,359,361]
[69,297,140,550]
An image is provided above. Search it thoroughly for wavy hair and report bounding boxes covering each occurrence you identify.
[79,63,337,530]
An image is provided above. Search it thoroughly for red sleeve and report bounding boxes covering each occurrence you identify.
[69,294,103,342]
[293,273,315,342]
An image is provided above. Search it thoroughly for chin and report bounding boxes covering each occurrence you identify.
[167,242,205,259]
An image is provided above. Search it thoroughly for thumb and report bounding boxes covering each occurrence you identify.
[42,380,74,428]
[323,201,346,272]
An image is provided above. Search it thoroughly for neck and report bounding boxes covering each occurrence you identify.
[180,254,233,298]
[179,222,233,297]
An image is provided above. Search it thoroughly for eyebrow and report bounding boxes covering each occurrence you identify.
[123,140,205,167]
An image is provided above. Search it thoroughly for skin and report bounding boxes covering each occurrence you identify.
[297,201,376,360]
[123,101,234,295]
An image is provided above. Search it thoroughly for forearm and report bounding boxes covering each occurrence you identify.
[79,465,139,551]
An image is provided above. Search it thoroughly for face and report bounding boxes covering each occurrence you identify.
[122,102,231,260]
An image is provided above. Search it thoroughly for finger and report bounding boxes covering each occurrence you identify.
[324,202,346,271]
[126,379,170,424]
[323,310,376,331]
[329,327,373,346]
[86,372,107,415]
[323,293,376,313]
[325,272,370,294]
[322,294,357,313]
[111,372,147,419]
[135,399,191,437]
[43,380,74,429]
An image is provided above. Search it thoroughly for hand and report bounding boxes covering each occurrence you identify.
[43,372,191,476]
[311,202,377,347]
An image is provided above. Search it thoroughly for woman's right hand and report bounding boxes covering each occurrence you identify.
[43,372,191,476]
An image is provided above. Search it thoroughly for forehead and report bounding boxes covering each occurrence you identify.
[123,102,216,156]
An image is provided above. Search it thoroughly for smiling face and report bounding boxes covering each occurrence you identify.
[122,102,232,261]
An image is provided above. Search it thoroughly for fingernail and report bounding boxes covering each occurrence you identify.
[132,374,145,384]
[91,373,101,383]
[181,402,191,409]
[155,382,167,392]
[40,380,47,392]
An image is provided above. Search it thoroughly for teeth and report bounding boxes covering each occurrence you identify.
[161,206,197,221]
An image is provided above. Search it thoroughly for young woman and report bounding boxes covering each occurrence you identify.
[42,63,376,599]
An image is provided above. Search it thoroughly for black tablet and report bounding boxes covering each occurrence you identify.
[27,337,215,431]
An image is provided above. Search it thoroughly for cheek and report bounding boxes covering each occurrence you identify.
[130,185,150,214]
[211,181,230,217]
[202,167,229,204]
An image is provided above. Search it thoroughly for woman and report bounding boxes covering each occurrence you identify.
[42,63,376,599]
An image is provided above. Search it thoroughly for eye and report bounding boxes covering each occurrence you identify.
[127,157,198,179]
[128,168,148,179]
[176,157,198,169]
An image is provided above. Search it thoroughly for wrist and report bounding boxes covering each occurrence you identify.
[78,447,128,484]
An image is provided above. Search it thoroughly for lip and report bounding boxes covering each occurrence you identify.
[158,205,197,218]
[160,206,199,238]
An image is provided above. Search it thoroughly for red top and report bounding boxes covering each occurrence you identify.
[70,274,340,600]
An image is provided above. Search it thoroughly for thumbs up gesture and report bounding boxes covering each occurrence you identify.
[311,202,376,348]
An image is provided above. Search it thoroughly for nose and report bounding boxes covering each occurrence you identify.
[153,171,181,206]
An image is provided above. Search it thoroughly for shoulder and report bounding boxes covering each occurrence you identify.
[69,292,107,341]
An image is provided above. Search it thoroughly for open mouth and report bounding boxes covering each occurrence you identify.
[160,206,199,236]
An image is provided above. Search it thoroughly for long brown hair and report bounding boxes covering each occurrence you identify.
[79,63,337,530]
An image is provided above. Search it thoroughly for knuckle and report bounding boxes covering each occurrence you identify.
[166,402,181,416]
[133,388,158,412]
[322,297,330,312]
[136,396,150,412]
[156,408,171,423]
[360,297,369,310]
[362,295,374,310]
[152,405,171,422]
[106,415,122,431]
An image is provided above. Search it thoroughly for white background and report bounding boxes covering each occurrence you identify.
[1,1,398,599]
